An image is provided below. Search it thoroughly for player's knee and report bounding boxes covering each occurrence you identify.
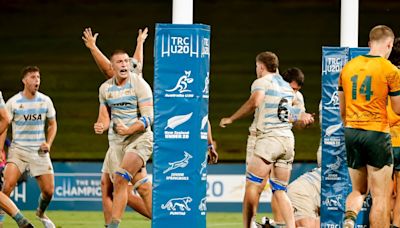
[115,168,133,183]
[42,188,54,199]
[269,178,288,193]
[246,171,264,185]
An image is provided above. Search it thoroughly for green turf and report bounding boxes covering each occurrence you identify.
[1,1,399,161]
[2,211,272,228]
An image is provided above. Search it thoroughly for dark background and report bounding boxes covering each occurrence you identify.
[1,0,399,161]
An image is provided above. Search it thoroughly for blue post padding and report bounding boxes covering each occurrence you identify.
[320,47,370,228]
[152,23,210,228]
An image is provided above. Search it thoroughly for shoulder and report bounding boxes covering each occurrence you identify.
[6,93,21,104]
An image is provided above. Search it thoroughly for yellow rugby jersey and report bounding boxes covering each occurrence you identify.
[388,69,400,146]
[338,55,400,133]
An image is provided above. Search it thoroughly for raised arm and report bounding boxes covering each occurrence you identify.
[132,27,148,72]
[82,27,113,79]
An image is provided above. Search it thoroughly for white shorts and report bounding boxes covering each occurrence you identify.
[254,134,294,169]
[246,134,257,166]
[7,146,54,177]
[287,179,320,220]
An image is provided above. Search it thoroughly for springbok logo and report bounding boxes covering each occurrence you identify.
[161,196,192,211]
[166,71,194,93]
[325,91,339,106]
[199,197,207,212]
[163,151,193,174]
[324,156,343,175]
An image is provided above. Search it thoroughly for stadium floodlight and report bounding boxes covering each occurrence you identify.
[172,0,193,24]
[340,0,359,47]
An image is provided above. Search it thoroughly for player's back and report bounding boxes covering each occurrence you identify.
[339,55,400,133]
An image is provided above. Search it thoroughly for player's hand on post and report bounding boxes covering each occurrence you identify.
[207,141,218,164]
[94,122,105,134]
[137,27,148,44]
[40,142,50,153]
[219,117,232,128]
[82,27,99,50]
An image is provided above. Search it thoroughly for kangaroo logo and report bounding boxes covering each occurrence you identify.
[199,197,207,211]
[325,91,339,106]
[161,197,192,211]
[323,195,342,207]
[324,156,343,175]
[166,71,194,93]
[163,151,193,174]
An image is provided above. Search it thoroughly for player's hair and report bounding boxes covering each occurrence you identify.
[109,49,129,60]
[369,25,394,42]
[282,67,304,87]
[389,37,400,67]
[21,66,40,79]
[256,51,279,73]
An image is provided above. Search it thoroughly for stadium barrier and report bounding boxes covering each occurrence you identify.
[11,162,315,212]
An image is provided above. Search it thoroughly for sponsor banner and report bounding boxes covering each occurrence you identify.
[12,162,314,212]
[321,47,370,227]
[153,23,210,228]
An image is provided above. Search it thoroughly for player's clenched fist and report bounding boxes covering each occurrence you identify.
[94,122,105,134]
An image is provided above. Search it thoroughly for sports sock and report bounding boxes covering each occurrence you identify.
[37,193,51,214]
[344,210,357,222]
[12,211,27,226]
[108,219,120,228]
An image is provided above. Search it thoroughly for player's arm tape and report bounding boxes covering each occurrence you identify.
[139,116,151,129]
[139,106,154,126]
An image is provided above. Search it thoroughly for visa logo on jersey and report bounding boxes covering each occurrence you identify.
[24,114,42,121]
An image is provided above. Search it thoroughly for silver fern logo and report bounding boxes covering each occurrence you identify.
[164,112,192,139]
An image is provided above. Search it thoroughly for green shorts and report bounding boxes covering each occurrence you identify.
[393,147,400,171]
[344,128,393,169]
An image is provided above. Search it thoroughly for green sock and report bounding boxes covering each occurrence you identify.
[12,211,27,226]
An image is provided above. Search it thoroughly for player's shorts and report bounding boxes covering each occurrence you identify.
[254,134,294,169]
[287,179,320,220]
[7,146,53,177]
[393,147,400,171]
[110,131,153,167]
[246,133,257,166]
[345,128,392,169]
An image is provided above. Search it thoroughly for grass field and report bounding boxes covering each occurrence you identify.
[2,211,272,228]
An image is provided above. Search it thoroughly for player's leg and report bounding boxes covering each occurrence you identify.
[296,217,319,228]
[243,154,271,228]
[272,166,295,228]
[343,167,367,225]
[35,173,55,228]
[0,192,33,227]
[130,168,151,219]
[343,128,368,227]
[368,164,392,228]
[101,172,114,225]
[110,152,143,227]
[392,147,400,228]
[0,162,23,226]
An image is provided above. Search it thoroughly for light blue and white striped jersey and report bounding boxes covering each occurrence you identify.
[99,74,153,145]
[291,167,321,197]
[6,92,56,152]
[0,92,5,109]
[252,74,297,137]
[249,88,305,134]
